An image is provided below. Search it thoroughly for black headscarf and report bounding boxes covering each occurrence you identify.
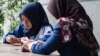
[19,2,49,37]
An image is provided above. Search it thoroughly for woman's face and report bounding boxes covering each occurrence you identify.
[21,15,32,29]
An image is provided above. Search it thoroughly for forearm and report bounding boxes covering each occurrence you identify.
[1,34,11,43]
[1,36,9,43]
[29,27,62,55]
[1,31,18,43]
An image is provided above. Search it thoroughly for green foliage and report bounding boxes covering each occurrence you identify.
[0,9,4,24]
[0,26,4,36]
[28,0,38,2]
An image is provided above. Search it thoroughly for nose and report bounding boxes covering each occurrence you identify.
[22,20,27,26]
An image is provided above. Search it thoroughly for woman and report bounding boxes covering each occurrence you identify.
[22,0,99,56]
[1,2,53,45]
[48,0,99,56]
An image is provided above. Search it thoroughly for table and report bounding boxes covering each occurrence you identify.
[0,44,59,56]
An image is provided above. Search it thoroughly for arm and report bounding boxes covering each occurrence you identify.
[38,25,53,42]
[22,24,62,55]
[29,24,62,55]
[1,24,24,43]
[29,18,90,54]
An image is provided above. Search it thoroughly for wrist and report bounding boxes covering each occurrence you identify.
[6,37,12,43]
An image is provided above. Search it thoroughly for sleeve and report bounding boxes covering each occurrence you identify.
[29,24,62,55]
[39,26,53,42]
[1,24,24,43]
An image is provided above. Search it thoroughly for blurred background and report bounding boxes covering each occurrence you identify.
[0,0,100,55]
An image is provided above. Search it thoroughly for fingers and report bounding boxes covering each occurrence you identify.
[16,38,21,43]
[36,40,45,44]
[6,35,16,43]
[57,17,70,27]
[21,37,29,42]
[22,45,29,52]
[21,37,30,45]
[6,35,22,44]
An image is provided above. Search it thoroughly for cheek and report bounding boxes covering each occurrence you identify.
[28,22,32,29]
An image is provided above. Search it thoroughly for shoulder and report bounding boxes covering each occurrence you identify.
[45,25,53,30]
[38,25,53,37]
[43,25,53,33]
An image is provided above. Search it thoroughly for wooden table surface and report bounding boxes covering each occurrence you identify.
[0,44,59,56]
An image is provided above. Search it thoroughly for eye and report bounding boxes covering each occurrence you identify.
[21,18,24,21]
[26,19,30,21]
[25,19,30,23]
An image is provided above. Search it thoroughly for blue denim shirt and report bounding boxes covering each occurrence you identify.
[1,24,52,43]
[29,23,91,56]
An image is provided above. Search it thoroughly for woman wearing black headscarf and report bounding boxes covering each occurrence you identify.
[21,0,99,56]
[1,2,52,45]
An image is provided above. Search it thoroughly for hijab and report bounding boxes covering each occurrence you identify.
[48,0,93,29]
[48,0,99,55]
[19,2,49,37]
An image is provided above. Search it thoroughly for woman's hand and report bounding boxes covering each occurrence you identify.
[57,17,73,42]
[21,39,45,48]
[57,17,71,26]
[21,38,45,52]
[6,35,21,44]
[33,40,45,44]
[21,37,30,52]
